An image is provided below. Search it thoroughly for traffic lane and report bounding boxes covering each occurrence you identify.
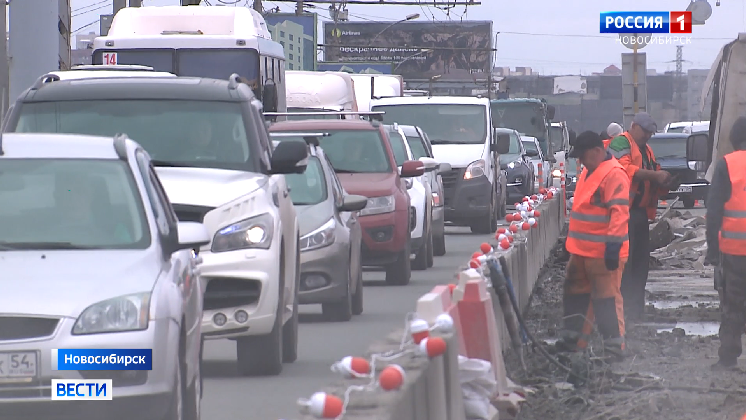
[200,227,495,420]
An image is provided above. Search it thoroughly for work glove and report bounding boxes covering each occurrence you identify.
[704,250,720,267]
[604,242,622,271]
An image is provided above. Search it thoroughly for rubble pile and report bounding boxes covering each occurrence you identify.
[650,210,707,270]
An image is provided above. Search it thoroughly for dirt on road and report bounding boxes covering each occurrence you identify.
[504,226,746,420]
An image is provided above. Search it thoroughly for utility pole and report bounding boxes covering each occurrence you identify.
[674,45,684,120]
[130,0,142,7]
[0,0,8,117]
[296,0,303,15]
[254,0,263,14]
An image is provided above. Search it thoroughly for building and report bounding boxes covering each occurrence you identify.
[268,20,313,71]
[71,32,96,66]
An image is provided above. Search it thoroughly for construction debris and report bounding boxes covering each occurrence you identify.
[650,210,708,271]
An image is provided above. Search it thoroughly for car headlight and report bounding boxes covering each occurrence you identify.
[552,169,562,177]
[72,293,151,335]
[359,195,395,216]
[300,218,335,252]
[464,159,486,179]
[507,160,521,170]
[212,213,274,253]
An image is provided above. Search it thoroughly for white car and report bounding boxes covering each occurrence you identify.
[5,73,309,377]
[549,121,569,172]
[385,124,434,270]
[521,136,551,189]
[0,132,210,419]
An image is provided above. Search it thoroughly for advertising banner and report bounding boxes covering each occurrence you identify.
[317,62,393,74]
[265,13,317,71]
[323,21,492,80]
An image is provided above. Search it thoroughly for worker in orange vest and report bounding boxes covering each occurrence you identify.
[705,116,746,371]
[557,131,631,359]
[603,122,623,149]
[607,113,679,320]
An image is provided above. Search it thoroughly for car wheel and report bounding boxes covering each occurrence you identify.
[682,197,695,209]
[412,229,428,271]
[426,228,434,268]
[470,192,497,234]
[282,243,300,363]
[352,260,364,315]
[322,264,353,322]
[385,236,411,286]
[236,253,284,376]
[164,347,185,420]
[433,225,446,257]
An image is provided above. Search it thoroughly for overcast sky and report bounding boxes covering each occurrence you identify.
[68,0,744,75]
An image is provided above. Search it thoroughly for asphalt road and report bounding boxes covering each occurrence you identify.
[200,226,496,420]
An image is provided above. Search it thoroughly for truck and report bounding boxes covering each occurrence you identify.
[284,71,358,119]
[351,74,403,112]
[490,98,556,168]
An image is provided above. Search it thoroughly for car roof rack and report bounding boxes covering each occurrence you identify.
[263,111,385,122]
[71,64,155,72]
[270,132,330,147]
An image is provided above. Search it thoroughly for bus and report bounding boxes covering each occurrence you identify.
[490,98,555,160]
[92,6,286,112]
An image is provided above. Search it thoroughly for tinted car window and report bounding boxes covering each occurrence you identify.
[648,136,687,159]
[272,130,391,173]
[15,100,255,172]
[285,157,327,205]
[386,129,409,166]
[406,135,428,159]
[549,126,564,151]
[0,159,150,249]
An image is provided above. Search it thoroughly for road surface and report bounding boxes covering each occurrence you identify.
[201,226,495,419]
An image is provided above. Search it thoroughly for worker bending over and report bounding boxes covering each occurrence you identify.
[558,131,630,359]
[706,116,746,371]
[607,113,678,320]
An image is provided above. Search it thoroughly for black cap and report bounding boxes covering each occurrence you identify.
[568,130,604,158]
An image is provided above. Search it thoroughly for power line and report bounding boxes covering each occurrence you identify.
[73,18,100,33]
[72,2,111,17]
[71,0,109,13]
[497,30,735,41]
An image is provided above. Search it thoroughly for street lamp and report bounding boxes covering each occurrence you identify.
[371,13,420,44]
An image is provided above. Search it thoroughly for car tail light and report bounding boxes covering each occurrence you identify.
[432,192,441,206]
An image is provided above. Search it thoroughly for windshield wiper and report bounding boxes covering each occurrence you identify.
[334,169,360,173]
[151,160,196,168]
[0,241,97,250]
[429,139,454,145]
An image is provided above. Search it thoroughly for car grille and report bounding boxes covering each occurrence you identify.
[0,317,59,341]
[440,168,461,206]
[0,379,53,399]
[173,204,216,223]
[203,278,262,311]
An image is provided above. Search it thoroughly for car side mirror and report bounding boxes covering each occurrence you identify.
[687,132,709,163]
[437,162,452,174]
[270,141,308,175]
[568,130,577,146]
[493,132,511,154]
[400,160,425,178]
[263,80,278,113]
[546,105,556,121]
[174,222,211,252]
[419,157,439,172]
[339,194,368,212]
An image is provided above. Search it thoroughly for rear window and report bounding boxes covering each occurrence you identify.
[13,100,256,172]
[271,130,392,174]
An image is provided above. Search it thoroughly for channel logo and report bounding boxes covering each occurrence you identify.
[51,379,112,400]
[600,11,692,34]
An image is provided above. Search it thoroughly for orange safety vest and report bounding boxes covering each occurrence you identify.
[603,138,611,149]
[566,158,630,259]
[621,132,661,220]
[719,150,746,256]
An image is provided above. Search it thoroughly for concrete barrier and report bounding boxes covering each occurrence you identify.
[295,194,564,420]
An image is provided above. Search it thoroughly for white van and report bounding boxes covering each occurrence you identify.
[351,74,403,112]
[664,120,710,133]
[285,71,358,118]
[371,96,510,234]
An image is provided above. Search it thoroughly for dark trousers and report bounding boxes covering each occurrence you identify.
[718,253,746,362]
[620,207,649,317]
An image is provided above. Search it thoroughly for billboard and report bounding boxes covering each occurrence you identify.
[323,21,492,81]
[317,62,393,74]
[264,13,317,71]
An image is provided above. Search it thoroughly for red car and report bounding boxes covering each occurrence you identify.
[269,119,424,285]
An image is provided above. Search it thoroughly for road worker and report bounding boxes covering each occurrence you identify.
[604,122,623,149]
[607,113,679,320]
[705,116,746,371]
[557,131,630,359]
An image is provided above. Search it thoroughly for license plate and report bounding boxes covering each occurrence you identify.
[0,351,37,380]
[671,186,692,193]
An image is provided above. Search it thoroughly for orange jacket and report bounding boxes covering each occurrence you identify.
[566,157,630,259]
[615,132,667,220]
[603,138,611,149]
[720,150,746,256]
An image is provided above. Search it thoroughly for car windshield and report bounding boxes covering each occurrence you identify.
[272,130,392,173]
[14,100,255,172]
[405,135,428,159]
[372,104,487,145]
[549,126,564,151]
[386,129,409,166]
[0,159,150,250]
[491,102,549,155]
[285,156,327,205]
[92,49,260,85]
[648,136,687,159]
[566,158,579,175]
